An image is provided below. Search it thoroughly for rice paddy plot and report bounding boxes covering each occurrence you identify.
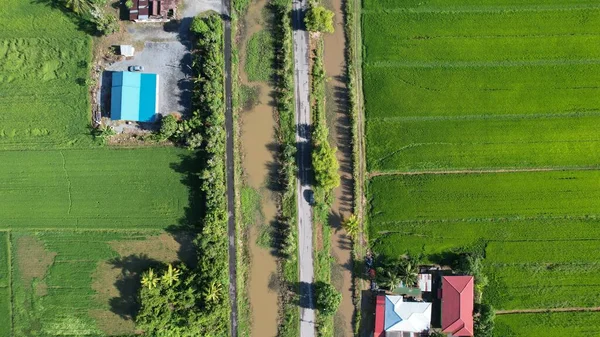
[363,63,600,120]
[370,218,600,258]
[0,147,192,229]
[366,114,600,172]
[494,312,600,337]
[368,171,600,224]
[362,0,600,11]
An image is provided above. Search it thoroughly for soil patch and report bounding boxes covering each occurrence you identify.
[15,236,56,285]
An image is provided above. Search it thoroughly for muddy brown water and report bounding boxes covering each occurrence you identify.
[323,0,355,335]
[239,0,279,336]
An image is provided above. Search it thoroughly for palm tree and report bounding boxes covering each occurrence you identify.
[203,280,222,304]
[380,269,402,290]
[63,0,93,15]
[161,264,182,287]
[141,268,159,289]
[342,214,359,240]
[398,258,419,287]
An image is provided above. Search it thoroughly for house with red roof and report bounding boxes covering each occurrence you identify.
[441,276,474,337]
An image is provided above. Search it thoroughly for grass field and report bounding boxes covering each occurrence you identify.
[0,0,93,150]
[363,0,600,334]
[495,312,600,337]
[0,147,192,229]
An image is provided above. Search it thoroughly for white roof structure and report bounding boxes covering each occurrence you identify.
[119,45,135,57]
[384,295,432,333]
[418,274,432,292]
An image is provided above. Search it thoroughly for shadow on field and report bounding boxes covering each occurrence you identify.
[108,254,161,320]
[31,0,102,36]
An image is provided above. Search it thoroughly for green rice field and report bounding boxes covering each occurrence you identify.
[0,1,195,335]
[363,0,600,335]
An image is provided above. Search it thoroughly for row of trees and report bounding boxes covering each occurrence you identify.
[136,14,230,336]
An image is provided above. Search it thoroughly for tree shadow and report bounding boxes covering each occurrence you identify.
[107,254,162,320]
[30,0,101,36]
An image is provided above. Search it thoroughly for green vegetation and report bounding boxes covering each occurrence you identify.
[0,148,189,229]
[495,312,600,337]
[315,281,341,317]
[305,4,335,34]
[245,30,274,82]
[364,0,600,334]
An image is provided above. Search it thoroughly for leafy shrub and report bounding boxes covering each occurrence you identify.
[158,115,178,140]
[305,5,335,33]
[315,281,341,316]
[125,0,133,8]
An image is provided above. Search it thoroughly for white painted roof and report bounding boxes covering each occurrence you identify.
[385,295,432,333]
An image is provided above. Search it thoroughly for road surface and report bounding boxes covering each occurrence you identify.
[292,1,316,336]
[221,0,238,335]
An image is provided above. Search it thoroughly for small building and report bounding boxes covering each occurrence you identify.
[128,0,177,21]
[441,276,474,337]
[374,295,432,337]
[110,71,159,122]
[119,45,135,57]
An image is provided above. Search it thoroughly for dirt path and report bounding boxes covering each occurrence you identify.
[238,0,279,336]
[497,307,600,315]
[323,0,354,334]
[369,166,600,177]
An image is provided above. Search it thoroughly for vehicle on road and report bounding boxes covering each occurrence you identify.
[304,189,315,206]
[128,65,144,72]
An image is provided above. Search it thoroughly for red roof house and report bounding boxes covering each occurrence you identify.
[441,276,474,336]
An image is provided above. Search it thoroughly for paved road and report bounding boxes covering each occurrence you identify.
[221,0,238,335]
[291,1,316,336]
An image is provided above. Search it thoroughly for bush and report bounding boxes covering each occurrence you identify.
[315,282,341,316]
[91,9,119,35]
[191,16,210,35]
[474,303,495,337]
[158,114,178,140]
[305,5,334,33]
[125,0,133,8]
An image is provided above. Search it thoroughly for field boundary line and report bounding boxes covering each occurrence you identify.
[366,58,600,69]
[59,151,73,215]
[370,111,600,122]
[362,5,600,14]
[369,166,600,177]
[497,307,600,315]
[0,228,177,232]
[7,231,13,336]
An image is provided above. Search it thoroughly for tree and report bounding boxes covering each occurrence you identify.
[315,281,341,316]
[474,303,495,337]
[203,280,222,304]
[186,133,203,150]
[312,142,340,191]
[125,0,134,8]
[159,114,178,140]
[141,268,159,289]
[161,264,182,287]
[304,5,335,34]
[456,253,488,303]
[63,0,93,15]
[379,269,401,290]
[91,9,119,35]
[342,214,359,240]
[397,257,419,287]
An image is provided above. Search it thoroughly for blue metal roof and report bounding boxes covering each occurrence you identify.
[110,71,158,122]
[385,296,403,330]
